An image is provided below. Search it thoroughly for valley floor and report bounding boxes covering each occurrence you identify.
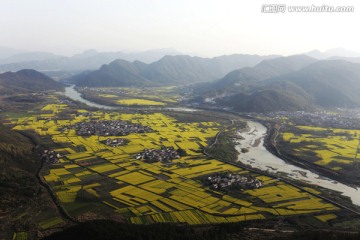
[1,90,360,239]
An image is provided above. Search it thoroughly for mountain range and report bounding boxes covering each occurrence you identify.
[198,56,360,112]
[2,46,360,112]
[73,51,360,112]
[195,55,317,94]
[304,48,360,59]
[0,48,182,74]
[73,54,278,87]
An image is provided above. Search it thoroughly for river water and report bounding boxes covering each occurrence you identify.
[64,86,360,206]
[63,86,198,112]
[236,121,360,206]
[64,86,117,110]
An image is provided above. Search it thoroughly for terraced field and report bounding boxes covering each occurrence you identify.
[4,99,342,227]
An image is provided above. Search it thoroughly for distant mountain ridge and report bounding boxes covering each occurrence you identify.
[74,54,279,87]
[0,51,61,65]
[0,48,183,73]
[196,55,316,94]
[0,47,26,60]
[304,48,360,59]
[270,60,360,107]
[196,55,360,112]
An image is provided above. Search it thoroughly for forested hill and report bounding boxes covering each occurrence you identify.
[73,54,278,87]
[0,69,64,94]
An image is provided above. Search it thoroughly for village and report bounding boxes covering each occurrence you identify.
[204,172,263,191]
[257,110,360,129]
[103,137,128,147]
[134,147,180,163]
[77,87,126,95]
[41,149,61,164]
[57,99,75,105]
[72,120,154,136]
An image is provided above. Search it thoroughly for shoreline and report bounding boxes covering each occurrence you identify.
[203,121,360,213]
[261,120,360,188]
[62,87,360,207]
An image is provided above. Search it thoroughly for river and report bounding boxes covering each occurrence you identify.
[64,86,360,206]
[64,86,117,110]
[63,85,198,112]
[236,121,360,206]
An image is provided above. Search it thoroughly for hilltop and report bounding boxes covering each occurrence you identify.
[73,54,278,87]
[195,56,360,112]
[0,69,64,94]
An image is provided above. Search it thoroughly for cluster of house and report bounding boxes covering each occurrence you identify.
[73,120,153,136]
[78,87,125,95]
[76,112,93,117]
[104,138,128,147]
[57,99,75,105]
[135,148,180,163]
[259,110,360,129]
[41,149,61,164]
[32,92,47,96]
[205,172,263,190]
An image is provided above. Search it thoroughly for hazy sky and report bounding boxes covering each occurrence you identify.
[1,0,359,57]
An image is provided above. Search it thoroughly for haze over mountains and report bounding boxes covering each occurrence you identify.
[0,47,27,60]
[2,47,360,112]
[196,55,317,93]
[73,54,278,87]
[0,48,182,74]
[304,48,360,60]
[201,57,360,112]
[1,47,359,77]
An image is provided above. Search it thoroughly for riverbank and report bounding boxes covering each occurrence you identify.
[63,86,360,206]
[202,121,360,215]
[216,108,360,188]
[262,120,360,187]
[63,85,199,112]
[234,120,360,207]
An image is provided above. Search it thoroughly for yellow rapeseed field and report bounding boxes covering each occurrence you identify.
[4,101,340,225]
[117,99,166,106]
[281,125,360,171]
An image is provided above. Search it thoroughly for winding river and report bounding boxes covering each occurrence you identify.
[64,85,198,112]
[64,86,116,110]
[64,86,360,206]
[236,121,360,206]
